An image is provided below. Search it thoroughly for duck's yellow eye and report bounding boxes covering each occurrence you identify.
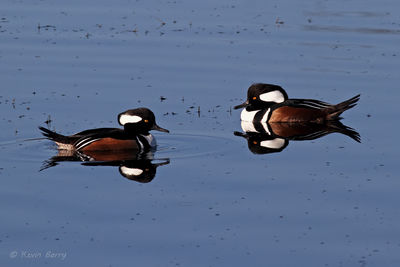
[253,141,258,144]
[144,119,149,123]
[252,96,257,100]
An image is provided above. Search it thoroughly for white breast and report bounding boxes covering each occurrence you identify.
[240,109,258,122]
[240,108,270,122]
[240,121,271,135]
[240,121,257,132]
[141,134,156,147]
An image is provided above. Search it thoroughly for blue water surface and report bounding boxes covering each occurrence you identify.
[0,0,399,266]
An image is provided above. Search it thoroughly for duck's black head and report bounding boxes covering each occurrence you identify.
[234,83,289,110]
[118,107,169,134]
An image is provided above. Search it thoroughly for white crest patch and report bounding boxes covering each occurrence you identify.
[260,138,285,149]
[120,166,144,176]
[119,114,142,125]
[259,90,285,103]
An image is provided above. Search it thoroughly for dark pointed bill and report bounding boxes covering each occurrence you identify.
[234,100,249,110]
[233,131,247,138]
[152,124,169,133]
[153,159,170,167]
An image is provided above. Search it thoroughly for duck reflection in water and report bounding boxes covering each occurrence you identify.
[40,146,170,183]
[39,107,169,182]
[234,120,360,154]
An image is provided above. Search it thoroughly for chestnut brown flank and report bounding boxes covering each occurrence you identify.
[81,138,137,151]
[269,106,324,123]
[269,123,308,137]
[269,122,324,138]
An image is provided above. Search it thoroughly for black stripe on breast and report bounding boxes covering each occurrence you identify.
[253,110,267,122]
[135,135,151,151]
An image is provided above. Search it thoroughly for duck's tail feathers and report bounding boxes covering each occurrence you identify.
[38,126,69,143]
[326,94,360,120]
[326,120,361,143]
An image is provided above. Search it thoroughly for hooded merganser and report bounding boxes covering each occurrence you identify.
[234,83,360,123]
[39,107,169,152]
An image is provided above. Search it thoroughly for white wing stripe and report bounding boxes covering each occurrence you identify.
[75,137,91,148]
[76,138,101,150]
